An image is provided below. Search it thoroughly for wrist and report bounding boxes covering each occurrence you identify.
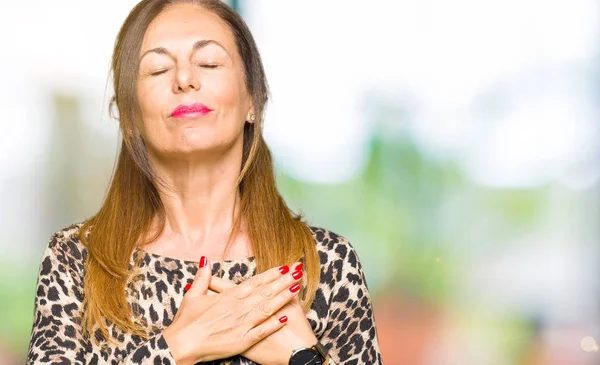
[162,326,200,365]
[277,335,316,365]
[286,337,329,365]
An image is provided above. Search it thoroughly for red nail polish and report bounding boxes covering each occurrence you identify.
[199,256,208,268]
[294,263,303,271]
[184,283,192,292]
[278,265,289,275]
[279,315,288,323]
[292,270,303,280]
[289,283,300,293]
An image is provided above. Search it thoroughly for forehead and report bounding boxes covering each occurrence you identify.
[141,3,236,56]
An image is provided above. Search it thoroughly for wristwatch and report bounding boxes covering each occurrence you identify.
[289,341,329,365]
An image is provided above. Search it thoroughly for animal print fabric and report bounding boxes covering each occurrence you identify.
[26,223,384,364]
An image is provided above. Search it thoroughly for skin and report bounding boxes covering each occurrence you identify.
[208,270,321,365]
[137,2,252,262]
[135,3,318,364]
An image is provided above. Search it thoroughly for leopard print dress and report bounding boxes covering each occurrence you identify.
[26,223,384,364]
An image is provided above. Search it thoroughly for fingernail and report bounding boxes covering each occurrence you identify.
[292,270,303,280]
[199,256,208,268]
[294,263,303,271]
[184,283,192,292]
[279,315,288,323]
[289,283,300,293]
[278,265,289,274]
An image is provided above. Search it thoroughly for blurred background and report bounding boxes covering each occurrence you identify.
[0,0,599,364]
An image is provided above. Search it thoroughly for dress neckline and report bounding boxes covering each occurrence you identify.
[134,247,256,266]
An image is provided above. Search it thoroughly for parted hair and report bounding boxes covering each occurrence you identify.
[80,0,320,343]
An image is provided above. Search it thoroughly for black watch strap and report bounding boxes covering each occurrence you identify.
[289,341,329,365]
[312,341,329,362]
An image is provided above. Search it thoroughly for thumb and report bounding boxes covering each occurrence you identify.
[186,256,210,295]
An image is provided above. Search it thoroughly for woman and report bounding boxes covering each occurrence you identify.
[27,1,383,364]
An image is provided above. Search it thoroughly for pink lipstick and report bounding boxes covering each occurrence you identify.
[170,103,213,118]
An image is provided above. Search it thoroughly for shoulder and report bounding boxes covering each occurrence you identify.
[43,222,87,273]
[308,226,360,270]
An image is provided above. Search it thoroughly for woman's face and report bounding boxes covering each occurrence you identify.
[136,3,253,160]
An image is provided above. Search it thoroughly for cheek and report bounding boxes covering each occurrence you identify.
[137,82,164,118]
[136,81,168,134]
[210,73,248,117]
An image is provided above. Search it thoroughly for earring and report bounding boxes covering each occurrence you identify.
[250,114,256,121]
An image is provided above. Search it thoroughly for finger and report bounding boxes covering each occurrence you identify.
[246,274,302,326]
[234,263,296,298]
[289,294,302,306]
[209,276,236,293]
[252,261,303,302]
[292,262,303,272]
[188,256,211,295]
[243,312,289,347]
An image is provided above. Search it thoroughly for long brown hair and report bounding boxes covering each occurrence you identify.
[80,0,320,343]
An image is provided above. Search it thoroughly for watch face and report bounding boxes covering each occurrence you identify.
[290,348,323,365]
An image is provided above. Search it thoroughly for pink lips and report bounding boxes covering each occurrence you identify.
[170,103,213,118]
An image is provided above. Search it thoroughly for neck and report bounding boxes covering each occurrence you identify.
[147,146,245,255]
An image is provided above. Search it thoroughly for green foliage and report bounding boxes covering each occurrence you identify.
[277,132,547,305]
[0,263,38,360]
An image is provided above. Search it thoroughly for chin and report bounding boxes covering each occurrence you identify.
[172,138,240,158]
[147,129,242,159]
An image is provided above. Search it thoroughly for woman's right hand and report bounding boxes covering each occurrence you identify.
[162,257,301,365]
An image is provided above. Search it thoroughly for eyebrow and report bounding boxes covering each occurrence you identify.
[139,39,232,61]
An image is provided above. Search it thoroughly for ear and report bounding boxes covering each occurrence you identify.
[246,108,256,124]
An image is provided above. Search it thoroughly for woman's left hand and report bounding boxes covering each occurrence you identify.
[208,266,318,365]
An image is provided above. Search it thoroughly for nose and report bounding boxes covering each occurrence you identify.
[173,63,200,93]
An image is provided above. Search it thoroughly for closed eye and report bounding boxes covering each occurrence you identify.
[149,69,170,76]
[196,63,219,69]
